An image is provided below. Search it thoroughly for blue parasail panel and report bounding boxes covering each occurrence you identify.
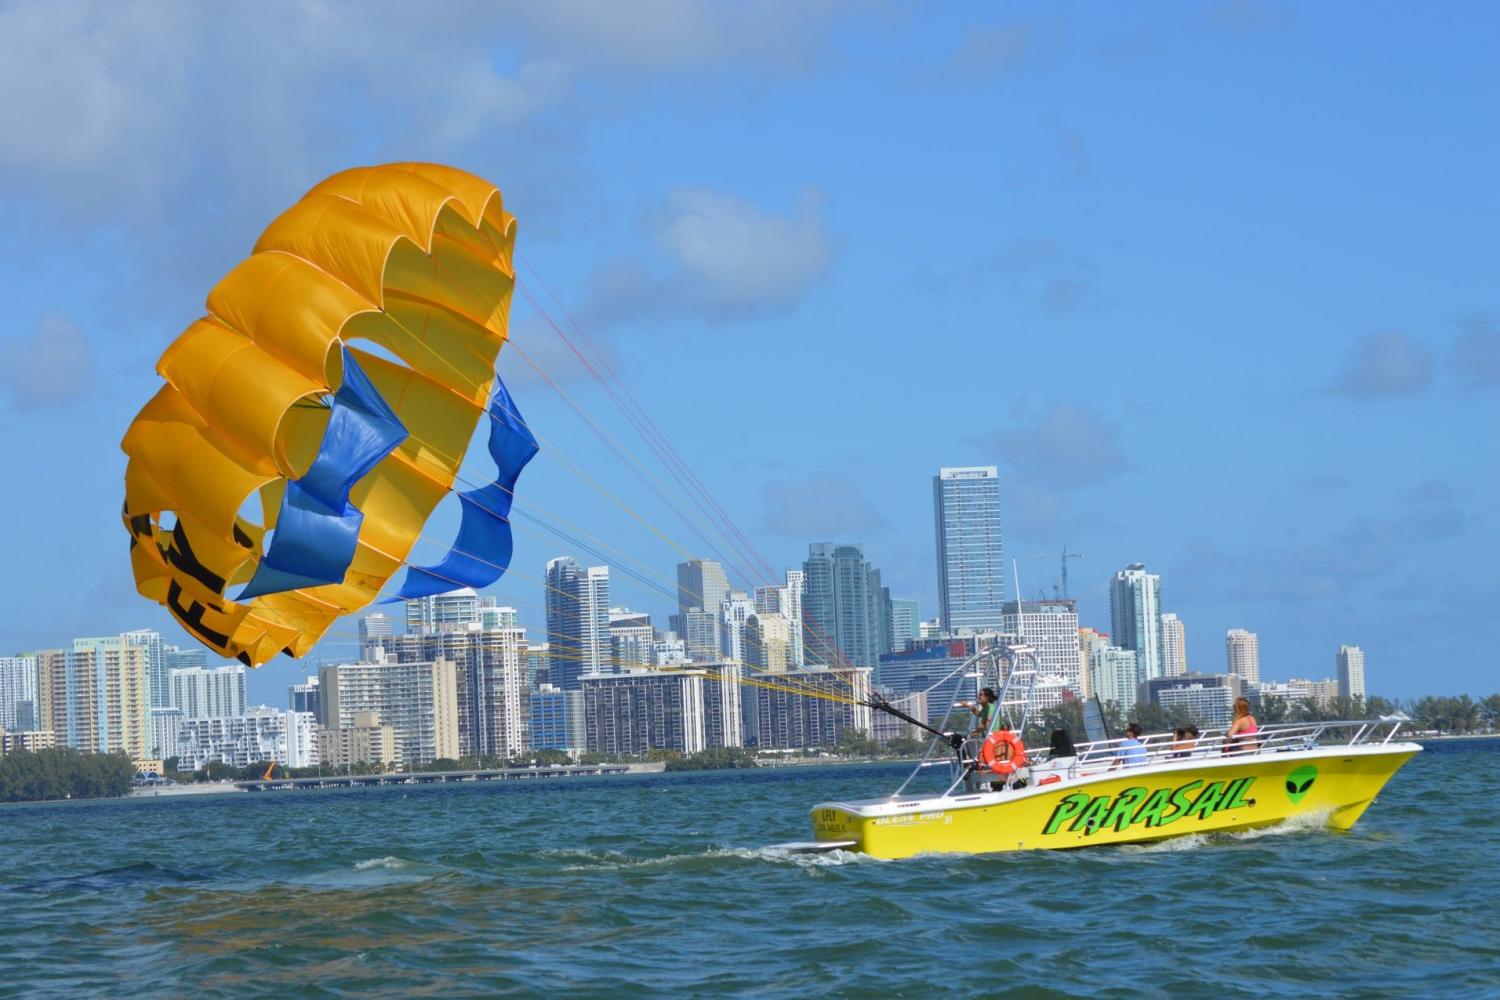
[238,348,407,600]
[390,376,539,599]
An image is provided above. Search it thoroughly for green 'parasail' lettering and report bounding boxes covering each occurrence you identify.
[1221,777,1254,811]
[1183,781,1227,821]
[1043,793,1093,835]
[1074,795,1112,833]
[1100,787,1150,833]
[1156,780,1203,828]
[1133,787,1175,828]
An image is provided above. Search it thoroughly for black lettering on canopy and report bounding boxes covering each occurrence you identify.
[162,521,227,595]
[232,521,254,549]
[167,580,231,649]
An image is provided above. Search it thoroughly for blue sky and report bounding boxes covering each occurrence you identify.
[1,1,1495,706]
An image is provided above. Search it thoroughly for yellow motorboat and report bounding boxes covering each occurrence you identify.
[806,645,1419,859]
[811,720,1419,858]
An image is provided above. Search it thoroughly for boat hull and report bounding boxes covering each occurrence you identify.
[811,743,1420,859]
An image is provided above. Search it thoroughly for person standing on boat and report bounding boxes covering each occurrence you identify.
[1225,698,1260,754]
[960,688,998,736]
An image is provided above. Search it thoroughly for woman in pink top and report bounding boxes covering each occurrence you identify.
[1225,696,1260,754]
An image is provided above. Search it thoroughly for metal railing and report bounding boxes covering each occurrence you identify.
[942,718,1409,796]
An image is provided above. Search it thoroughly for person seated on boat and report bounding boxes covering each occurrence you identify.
[1224,698,1260,755]
[1112,723,1148,768]
[1170,727,1191,758]
[960,688,998,737]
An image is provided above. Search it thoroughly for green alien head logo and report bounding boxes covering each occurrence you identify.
[1285,765,1318,804]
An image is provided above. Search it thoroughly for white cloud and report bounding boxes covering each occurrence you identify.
[983,403,1129,491]
[762,474,885,538]
[1,313,94,409]
[582,188,835,327]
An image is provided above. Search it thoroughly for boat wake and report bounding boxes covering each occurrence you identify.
[1121,809,1337,854]
[540,844,884,872]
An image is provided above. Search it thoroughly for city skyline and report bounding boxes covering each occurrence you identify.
[1,7,1493,705]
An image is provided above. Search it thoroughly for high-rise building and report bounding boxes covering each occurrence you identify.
[405,589,481,635]
[755,667,873,749]
[1139,673,1244,728]
[319,658,460,766]
[919,618,944,639]
[122,629,168,709]
[801,543,889,670]
[0,655,38,732]
[888,600,920,653]
[478,605,518,630]
[162,645,206,674]
[545,558,609,688]
[1337,645,1366,702]
[1087,640,1141,714]
[651,634,689,666]
[358,612,396,657]
[669,607,721,662]
[1109,564,1162,682]
[581,670,707,755]
[677,559,731,618]
[878,637,982,727]
[1001,599,1083,706]
[289,677,321,717]
[1159,613,1187,677]
[389,629,527,758]
[1225,629,1260,685]
[783,570,806,667]
[170,665,247,719]
[608,609,653,670]
[933,466,1005,632]
[529,684,586,752]
[743,612,791,673]
[719,591,757,662]
[38,638,150,759]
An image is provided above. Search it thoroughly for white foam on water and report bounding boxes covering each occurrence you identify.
[1228,808,1334,841]
[353,856,408,871]
[551,844,885,872]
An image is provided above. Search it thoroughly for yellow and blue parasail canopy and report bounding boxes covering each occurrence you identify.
[121,162,536,666]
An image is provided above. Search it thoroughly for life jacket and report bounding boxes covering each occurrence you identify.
[978,728,1028,778]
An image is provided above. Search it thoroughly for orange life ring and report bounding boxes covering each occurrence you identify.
[978,728,1028,777]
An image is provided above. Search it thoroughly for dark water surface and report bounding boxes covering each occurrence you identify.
[3,740,1498,998]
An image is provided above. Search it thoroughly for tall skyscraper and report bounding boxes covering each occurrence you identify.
[545,558,610,688]
[676,559,731,618]
[1337,644,1366,702]
[289,677,321,717]
[743,612,791,673]
[1225,629,1260,685]
[1109,564,1163,682]
[888,599,920,653]
[1002,599,1082,705]
[933,466,1005,632]
[669,607,720,662]
[801,543,889,670]
[1159,613,1187,677]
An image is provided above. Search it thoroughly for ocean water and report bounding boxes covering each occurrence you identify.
[2,740,1497,999]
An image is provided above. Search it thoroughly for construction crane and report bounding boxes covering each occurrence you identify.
[1019,548,1084,600]
[1060,547,1082,599]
